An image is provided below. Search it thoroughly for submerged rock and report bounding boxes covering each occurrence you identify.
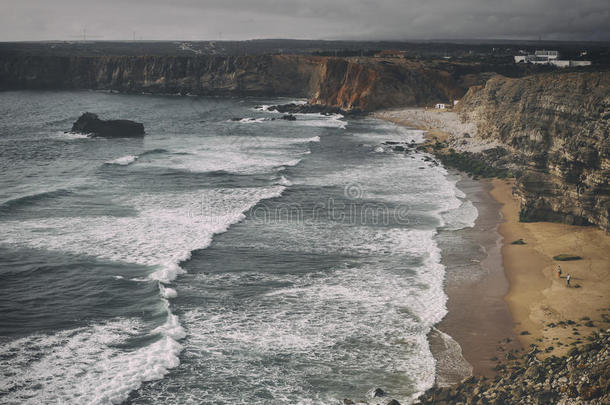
[281,114,297,121]
[372,388,386,397]
[71,112,145,138]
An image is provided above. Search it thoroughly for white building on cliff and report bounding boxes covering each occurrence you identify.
[514,49,591,68]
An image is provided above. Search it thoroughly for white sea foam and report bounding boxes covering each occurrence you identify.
[135,135,314,175]
[106,155,138,165]
[0,186,285,404]
[1,187,284,268]
[55,131,90,140]
[255,104,281,113]
[441,199,479,231]
[0,317,182,405]
[170,226,446,404]
[232,117,267,123]
[277,175,293,186]
[430,327,474,387]
[294,114,346,129]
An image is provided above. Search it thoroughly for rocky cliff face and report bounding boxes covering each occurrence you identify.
[457,72,609,231]
[0,54,471,109]
[0,54,322,96]
[307,58,462,110]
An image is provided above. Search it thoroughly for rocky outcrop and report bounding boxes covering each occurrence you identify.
[456,72,610,231]
[416,331,609,405]
[71,112,144,137]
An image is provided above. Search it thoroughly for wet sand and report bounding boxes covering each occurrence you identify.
[433,177,521,382]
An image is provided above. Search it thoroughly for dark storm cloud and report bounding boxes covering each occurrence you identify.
[2,0,609,41]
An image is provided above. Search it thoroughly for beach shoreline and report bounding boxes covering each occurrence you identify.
[433,176,520,381]
[374,107,610,383]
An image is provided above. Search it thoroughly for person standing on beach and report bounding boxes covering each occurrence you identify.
[567,274,571,287]
[557,266,562,278]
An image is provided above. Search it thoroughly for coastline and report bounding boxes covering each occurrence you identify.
[374,108,610,385]
[433,176,520,381]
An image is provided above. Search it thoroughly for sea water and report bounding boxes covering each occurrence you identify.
[0,91,477,404]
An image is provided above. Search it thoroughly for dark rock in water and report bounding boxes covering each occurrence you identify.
[386,400,401,405]
[71,112,144,138]
[281,114,297,121]
[267,103,357,116]
[230,117,243,121]
[372,388,386,397]
[393,145,405,151]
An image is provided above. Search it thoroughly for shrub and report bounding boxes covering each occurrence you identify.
[553,254,582,261]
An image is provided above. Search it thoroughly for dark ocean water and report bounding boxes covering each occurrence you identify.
[0,91,477,404]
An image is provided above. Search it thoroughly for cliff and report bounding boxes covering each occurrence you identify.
[456,72,609,232]
[0,54,320,97]
[307,58,464,110]
[0,54,490,110]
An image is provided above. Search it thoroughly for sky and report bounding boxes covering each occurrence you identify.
[1,0,609,42]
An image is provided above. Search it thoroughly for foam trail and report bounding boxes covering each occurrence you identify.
[106,155,138,166]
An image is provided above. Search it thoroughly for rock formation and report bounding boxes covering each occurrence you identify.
[456,72,609,231]
[416,331,609,405]
[71,112,145,137]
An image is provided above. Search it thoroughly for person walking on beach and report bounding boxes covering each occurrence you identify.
[557,265,562,278]
[566,274,571,287]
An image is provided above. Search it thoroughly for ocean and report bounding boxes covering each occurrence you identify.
[0,91,478,404]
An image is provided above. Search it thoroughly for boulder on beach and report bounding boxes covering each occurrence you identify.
[71,112,145,138]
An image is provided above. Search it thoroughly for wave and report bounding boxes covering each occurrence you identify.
[106,155,138,166]
[276,175,293,186]
[139,148,169,157]
[105,149,170,167]
[255,105,277,113]
[0,188,73,212]
[135,138,311,175]
[55,131,90,140]
[441,199,479,231]
[230,117,267,124]
[293,114,346,129]
[0,317,182,405]
[0,185,286,404]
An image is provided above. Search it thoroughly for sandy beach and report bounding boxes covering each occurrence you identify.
[491,179,610,357]
[375,107,610,377]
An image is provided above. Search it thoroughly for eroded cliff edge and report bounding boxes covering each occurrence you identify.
[456,72,609,231]
[0,53,514,109]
